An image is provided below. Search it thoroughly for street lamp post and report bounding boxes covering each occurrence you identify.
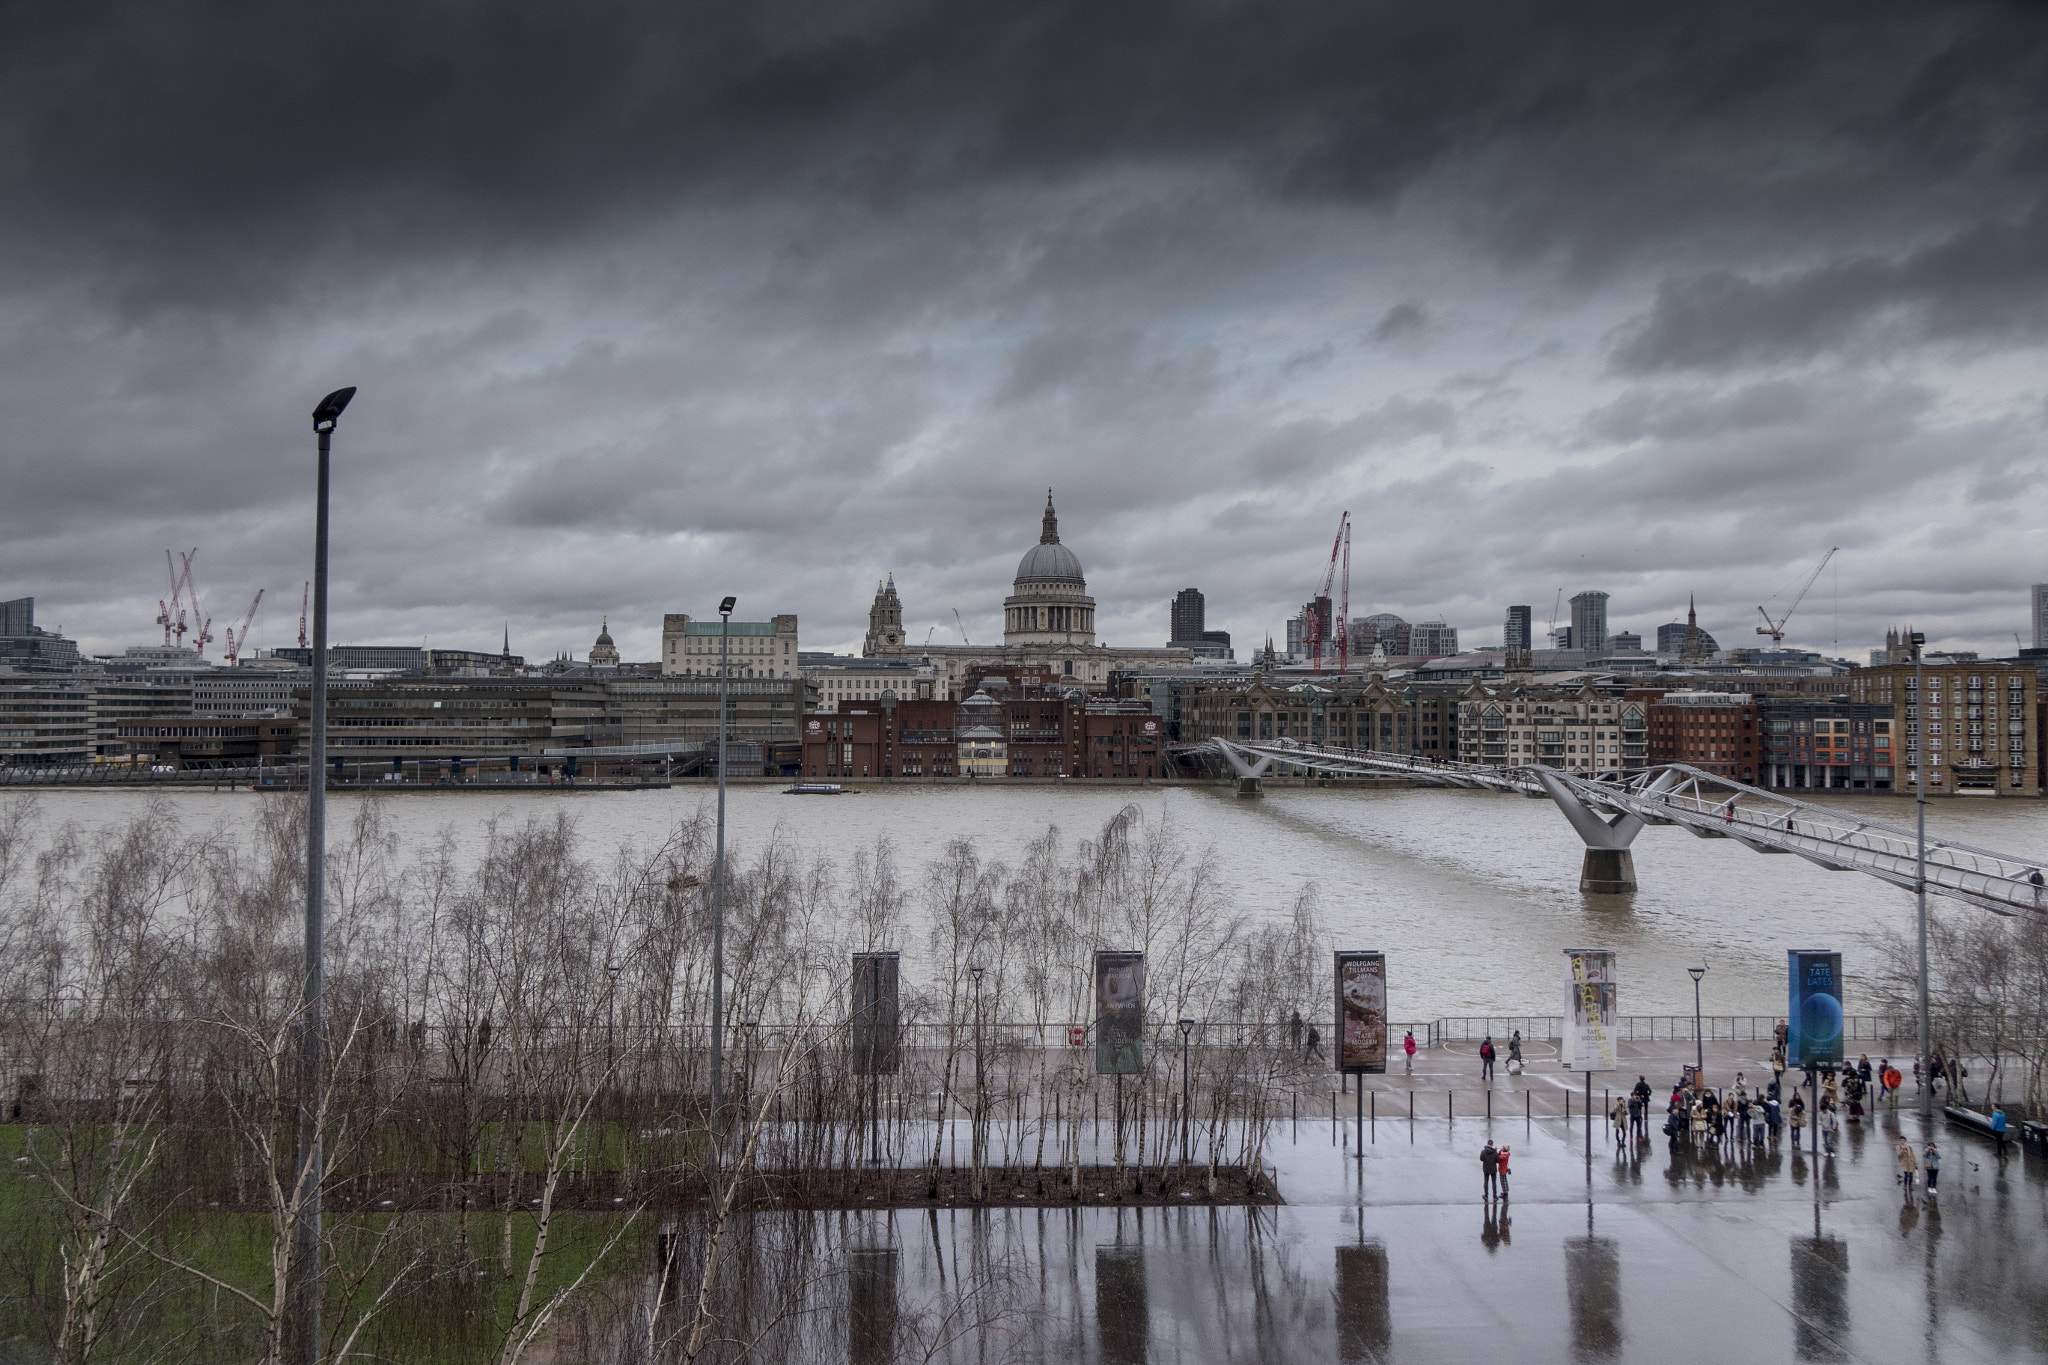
[1911,631,1931,1118]
[1688,965,1707,1084]
[296,385,354,1365]
[711,597,734,1179]
[1178,1017,1195,1168]
[970,964,986,1195]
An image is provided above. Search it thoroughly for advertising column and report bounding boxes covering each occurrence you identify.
[1563,949,1618,1073]
[1335,951,1388,1073]
[1786,950,1845,1072]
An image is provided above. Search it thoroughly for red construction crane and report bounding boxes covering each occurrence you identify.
[1756,547,1838,647]
[297,582,310,649]
[1306,511,1351,676]
[224,588,264,664]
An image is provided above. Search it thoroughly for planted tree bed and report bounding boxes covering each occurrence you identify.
[305,1165,1281,1213]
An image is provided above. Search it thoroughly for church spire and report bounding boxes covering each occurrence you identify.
[1041,489,1059,544]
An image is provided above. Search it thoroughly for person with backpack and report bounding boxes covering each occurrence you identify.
[1479,1036,1496,1082]
[1403,1030,1417,1074]
[1992,1106,2009,1159]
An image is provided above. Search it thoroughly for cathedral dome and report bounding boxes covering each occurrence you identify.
[1015,540,1084,585]
[1013,491,1085,586]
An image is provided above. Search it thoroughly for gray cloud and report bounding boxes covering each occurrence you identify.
[2,2,2046,665]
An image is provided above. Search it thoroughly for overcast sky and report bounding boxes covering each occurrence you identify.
[3,2,2046,664]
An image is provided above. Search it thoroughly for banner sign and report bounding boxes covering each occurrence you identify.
[1563,948,1618,1072]
[850,952,900,1075]
[1094,950,1144,1075]
[1787,950,1844,1070]
[1334,950,1387,1073]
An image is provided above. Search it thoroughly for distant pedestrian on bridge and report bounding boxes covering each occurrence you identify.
[1479,1036,1496,1083]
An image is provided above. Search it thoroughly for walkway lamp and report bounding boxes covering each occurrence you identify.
[1178,1017,1195,1167]
[1911,631,1930,1117]
[712,597,734,1174]
[297,384,354,1365]
[1688,964,1707,1082]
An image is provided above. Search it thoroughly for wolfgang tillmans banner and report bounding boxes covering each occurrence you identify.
[1335,950,1387,1073]
[1094,950,1144,1075]
[1563,948,1618,1072]
[1787,950,1845,1070]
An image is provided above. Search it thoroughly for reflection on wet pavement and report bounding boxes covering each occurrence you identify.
[1334,1240,1390,1361]
[1564,1233,1623,1360]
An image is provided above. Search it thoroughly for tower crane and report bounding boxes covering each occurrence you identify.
[952,609,971,646]
[1305,511,1351,676]
[155,550,184,646]
[1755,547,1838,647]
[224,589,264,665]
[298,582,310,649]
[181,550,213,657]
[1546,588,1563,648]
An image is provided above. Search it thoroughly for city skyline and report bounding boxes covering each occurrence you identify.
[3,6,2045,664]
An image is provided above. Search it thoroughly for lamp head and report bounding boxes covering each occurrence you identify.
[1178,1017,1194,1036]
[312,387,356,433]
[719,596,737,615]
[1688,965,1707,983]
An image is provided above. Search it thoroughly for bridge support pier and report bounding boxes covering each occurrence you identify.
[1236,776,1263,798]
[1580,848,1637,895]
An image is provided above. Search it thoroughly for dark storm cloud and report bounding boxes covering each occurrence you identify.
[4,1,2048,661]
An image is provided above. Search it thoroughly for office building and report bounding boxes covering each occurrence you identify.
[0,677,93,765]
[1171,589,1205,645]
[1458,684,1644,775]
[1409,621,1458,658]
[1754,698,1893,792]
[1655,621,1721,656]
[1569,591,1609,657]
[1503,605,1532,652]
[0,597,81,673]
[1609,631,1643,653]
[2034,584,2048,650]
[663,613,799,678]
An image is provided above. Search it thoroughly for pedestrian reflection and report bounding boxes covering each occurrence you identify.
[1095,1245,1148,1365]
[1334,1241,1391,1362]
[1790,1235,1850,1361]
[846,1247,897,1365]
[1481,1207,1502,1254]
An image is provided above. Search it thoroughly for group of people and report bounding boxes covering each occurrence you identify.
[1654,1072,1793,1153]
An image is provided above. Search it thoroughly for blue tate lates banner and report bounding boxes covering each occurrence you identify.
[1787,950,1845,1070]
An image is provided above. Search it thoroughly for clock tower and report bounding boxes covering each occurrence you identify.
[863,574,905,656]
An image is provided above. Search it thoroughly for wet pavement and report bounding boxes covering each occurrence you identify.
[827,1041,2046,1364]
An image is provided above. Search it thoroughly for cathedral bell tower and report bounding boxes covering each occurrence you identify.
[864,574,904,656]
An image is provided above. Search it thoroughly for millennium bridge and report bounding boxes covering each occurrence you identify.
[1197,738,2048,917]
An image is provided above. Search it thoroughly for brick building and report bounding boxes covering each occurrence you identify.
[1645,691,1759,783]
[1848,661,2038,795]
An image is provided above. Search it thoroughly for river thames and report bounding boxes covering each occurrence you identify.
[16,782,2048,1020]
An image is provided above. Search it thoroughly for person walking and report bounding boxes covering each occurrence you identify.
[1507,1030,1524,1075]
[1875,1058,1890,1105]
[1882,1063,1902,1108]
[1991,1106,2009,1159]
[1895,1137,1919,1201]
[1819,1101,1839,1157]
[1480,1140,1500,1199]
[1611,1096,1629,1148]
[1774,1018,1790,1054]
[1922,1141,1940,1197]
[1403,1030,1417,1074]
[1479,1035,1496,1083]
[1305,1023,1325,1064]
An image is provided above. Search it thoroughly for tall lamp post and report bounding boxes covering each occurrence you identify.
[296,385,354,1365]
[1688,964,1707,1084]
[970,964,986,1194]
[1178,1017,1195,1167]
[711,597,734,1164]
[1911,631,1931,1117]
